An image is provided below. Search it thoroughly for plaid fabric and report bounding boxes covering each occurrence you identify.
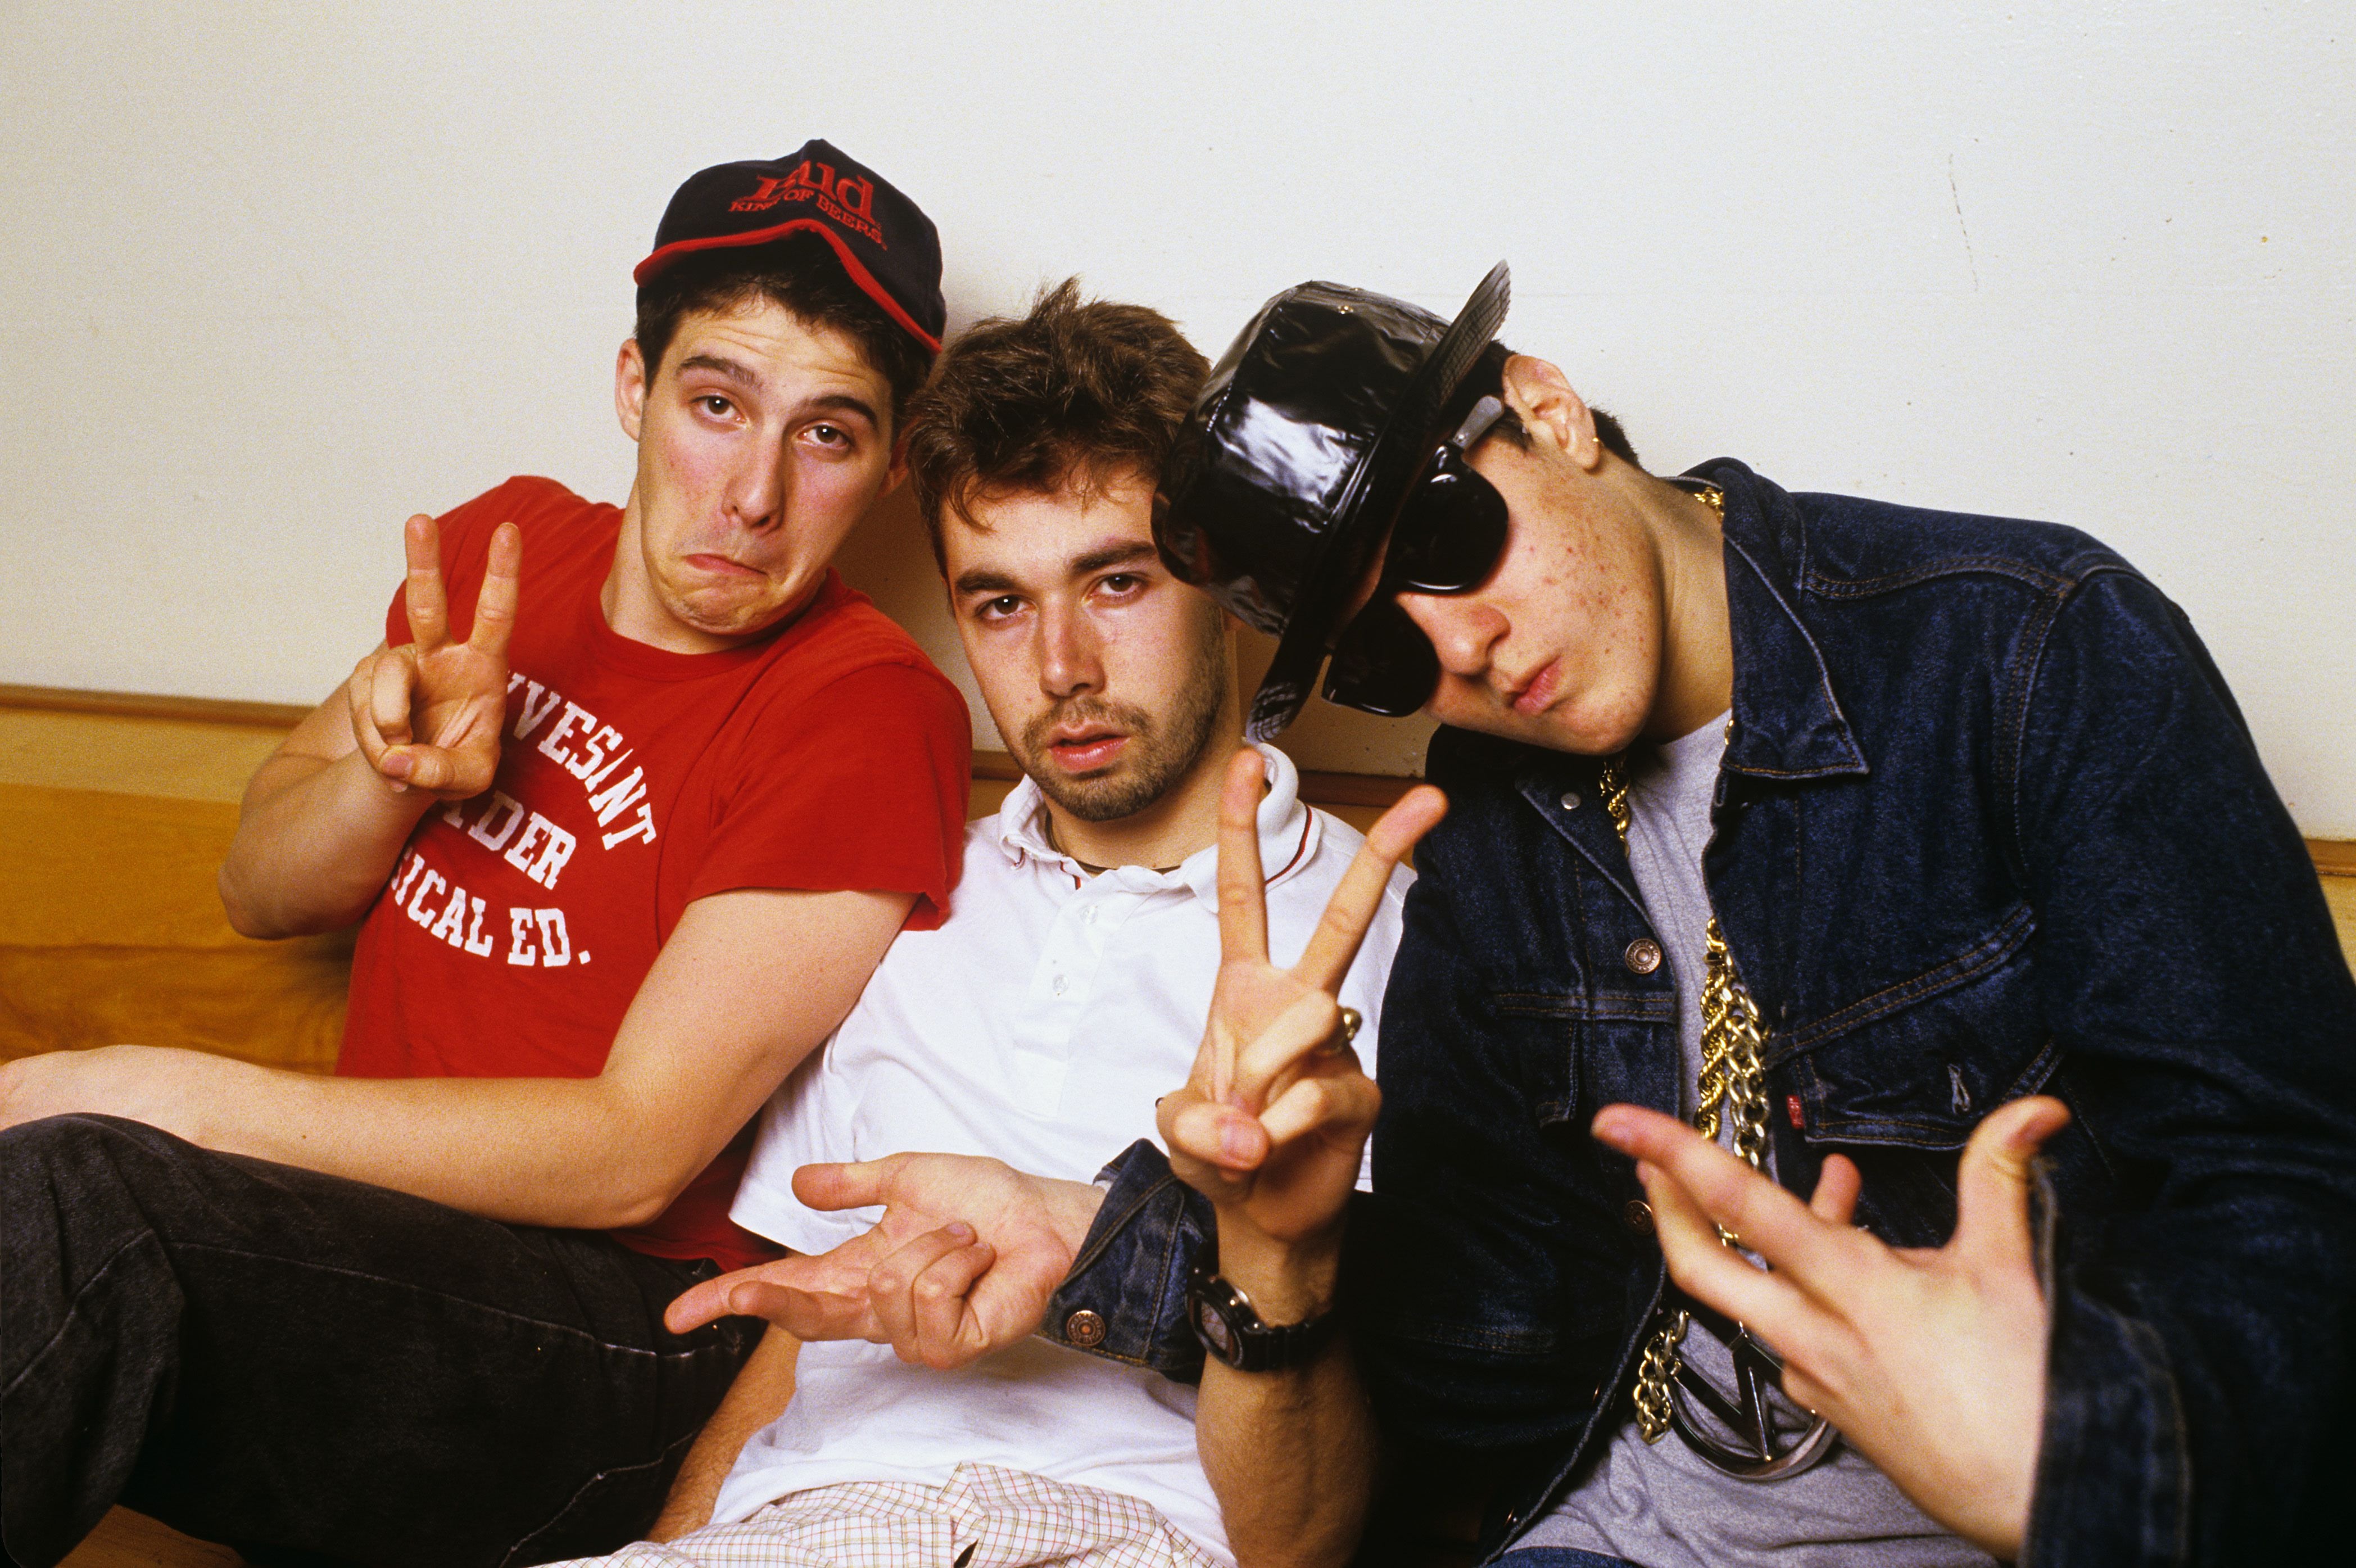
[543,1464,1225,1568]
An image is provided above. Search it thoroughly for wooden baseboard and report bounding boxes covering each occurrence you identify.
[0,683,314,728]
[6,684,2350,876]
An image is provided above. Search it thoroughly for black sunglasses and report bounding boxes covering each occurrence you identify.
[1323,396,1512,717]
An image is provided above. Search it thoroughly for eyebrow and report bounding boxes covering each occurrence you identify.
[670,356,880,430]
[799,391,882,430]
[674,352,762,389]
[952,568,1020,598]
[1070,541,1159,576]
[950,541,1159,601]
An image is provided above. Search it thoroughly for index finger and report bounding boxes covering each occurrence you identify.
[1292,784,1447,992]
[467,522,522,658]
[1592,1104,1865,1293]
[666,1258,803,1334]
[401,514,450,651]
[1215,747,1270,964]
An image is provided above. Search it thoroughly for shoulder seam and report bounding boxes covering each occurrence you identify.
[1801,553,2094,600]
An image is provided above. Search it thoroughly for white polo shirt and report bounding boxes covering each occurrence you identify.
[714,743,1411,1566]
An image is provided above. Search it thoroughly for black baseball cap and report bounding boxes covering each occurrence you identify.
[634,139,946,352]
[1155,263,1510,738]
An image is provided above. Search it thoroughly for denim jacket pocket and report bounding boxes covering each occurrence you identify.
[1765,908,2057,1247]
[1493,988,1674,1130]
[1490,994,1579,1129]
[1772,903,2051,1148]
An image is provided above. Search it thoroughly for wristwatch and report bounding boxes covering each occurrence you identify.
[1185,1266,1339,1371]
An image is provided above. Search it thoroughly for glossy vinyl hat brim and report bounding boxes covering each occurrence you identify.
[1245,261,1511,740]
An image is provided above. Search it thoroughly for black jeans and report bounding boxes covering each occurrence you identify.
[1,1114,760,1568]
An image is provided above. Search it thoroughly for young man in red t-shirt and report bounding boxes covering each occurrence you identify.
[0,142,969,1568]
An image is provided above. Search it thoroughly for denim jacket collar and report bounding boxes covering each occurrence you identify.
[1696,458,1869,782]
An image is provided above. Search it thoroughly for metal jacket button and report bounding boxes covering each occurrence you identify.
[1064,1309,1107,1348]
[1559,791,1581,811]
[1624,1199,1654,1234]
[1624,937,1664,975]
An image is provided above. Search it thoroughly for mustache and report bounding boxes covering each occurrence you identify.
[1021,696,1155,755]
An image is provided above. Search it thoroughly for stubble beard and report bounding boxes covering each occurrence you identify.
[1016,609,1231,824]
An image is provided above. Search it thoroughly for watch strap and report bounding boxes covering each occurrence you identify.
[1186,1266,1339,1372]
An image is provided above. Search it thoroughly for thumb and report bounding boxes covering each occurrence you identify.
[1952,1095,2071,1270]
[386,746,454,791]
[1170,1096,1267,1174]
[665,1270,745,1334]
[793,1156,897,1213]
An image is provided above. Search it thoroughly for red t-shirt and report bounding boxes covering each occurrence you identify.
[338,476,971,1271]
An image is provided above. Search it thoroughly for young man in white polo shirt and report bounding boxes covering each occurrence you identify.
[561,283,1440,1568]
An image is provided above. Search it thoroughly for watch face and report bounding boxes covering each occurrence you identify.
[1194,1299,1236,1358]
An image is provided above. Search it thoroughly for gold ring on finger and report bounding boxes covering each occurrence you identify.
[1338,1005,1363,1043]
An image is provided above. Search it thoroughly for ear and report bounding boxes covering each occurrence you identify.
[1499,355,1604,473]
[879,428,912,499]
[615,338,650,443]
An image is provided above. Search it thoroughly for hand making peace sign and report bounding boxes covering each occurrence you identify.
[345,511,522,801]
[1156,748,1447,1249]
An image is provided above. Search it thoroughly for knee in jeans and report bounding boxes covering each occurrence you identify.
[1,1113,192,1209]
[4,1111,159,1161]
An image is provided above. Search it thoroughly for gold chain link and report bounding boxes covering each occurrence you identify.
[1700,922,1773,1173]
[1632,1309,1688,1442]
[1591,496,1787,1444]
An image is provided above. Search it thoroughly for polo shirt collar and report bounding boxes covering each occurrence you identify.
[995,741,1322,910]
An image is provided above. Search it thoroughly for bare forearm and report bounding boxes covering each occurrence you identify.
[1200,1339,1375,1568]
[219,746,434,936]
[652,1324,800,1540]
[12,891,908,1227]
[1197,1230,1374,1568]
[9,1046,702,1227]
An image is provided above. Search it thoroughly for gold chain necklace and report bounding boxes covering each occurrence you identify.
[1605,480,1834,1478]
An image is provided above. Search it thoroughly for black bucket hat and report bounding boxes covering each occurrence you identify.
[1155,263,1510,738]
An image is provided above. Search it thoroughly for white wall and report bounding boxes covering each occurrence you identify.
[3,2,2350,831]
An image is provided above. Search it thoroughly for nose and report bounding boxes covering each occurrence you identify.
[727,434,791,530]
[1036,597,1104,699]
[1399,591,1506,678]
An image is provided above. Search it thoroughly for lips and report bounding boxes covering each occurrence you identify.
[1046,727,1130,773]
[685,552,762,578]
[1508,660,1562,717]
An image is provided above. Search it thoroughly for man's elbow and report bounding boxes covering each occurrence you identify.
[604,1186,677,1231]
[218,863,288,939]
[217,861,362,939]
[596,1153,704,1231]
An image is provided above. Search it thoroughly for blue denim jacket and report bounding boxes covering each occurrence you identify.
[1045,460,2356,1566]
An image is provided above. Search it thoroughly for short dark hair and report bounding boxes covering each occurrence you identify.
[903,279,1211,570]
[1449,340,1640,469]
[631,233,935,429]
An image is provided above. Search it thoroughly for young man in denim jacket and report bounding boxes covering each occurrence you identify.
[695,268,2356,1567]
